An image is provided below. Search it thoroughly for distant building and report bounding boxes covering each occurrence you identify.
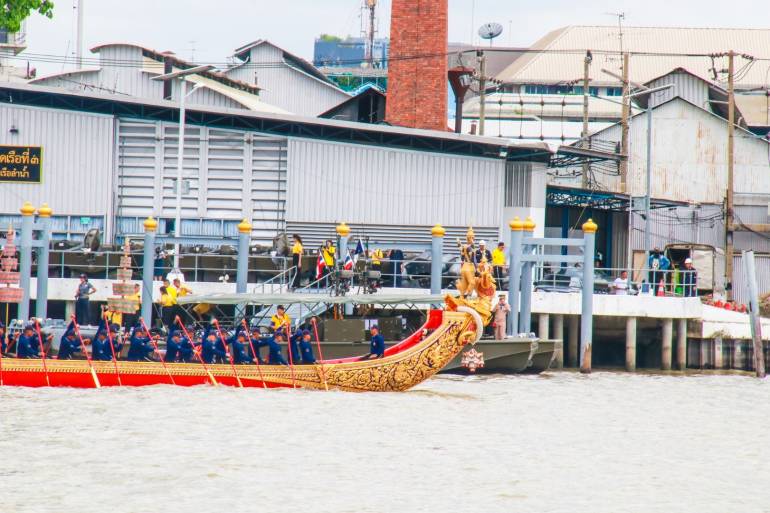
[0,25,34,83]
[29,43,284,113]
[225,39,350,117]
[313,36,389,69]
[462,25,770,143]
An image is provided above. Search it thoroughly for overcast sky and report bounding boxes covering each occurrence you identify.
[22,0,770,73]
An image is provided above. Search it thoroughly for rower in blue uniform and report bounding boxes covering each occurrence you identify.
[256,328,287,365]
[200,327,227,365]
[289,330,302,364]
[165,328,183,363]
[363,325,385,359]
[0,322,7,355]
[108,323,124,359]
[228,329,252,364]
[57,321,81,360]
[248,327,267,364]
[16,324,40,358]
[177,327,195,362]
[298,330,316,364]
[92,319,112,361]
[126,324,154,362]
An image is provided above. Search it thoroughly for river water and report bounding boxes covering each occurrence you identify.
[1,372,768,513]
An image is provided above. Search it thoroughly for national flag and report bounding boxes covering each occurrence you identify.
[315,252,326,279]
[353,239,364,263]
[343,252,354,271]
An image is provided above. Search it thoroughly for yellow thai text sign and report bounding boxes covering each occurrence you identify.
[0,145,42,183]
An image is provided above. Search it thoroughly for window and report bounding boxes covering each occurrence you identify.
[606,87,623,97]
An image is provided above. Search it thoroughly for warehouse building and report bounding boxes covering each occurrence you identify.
[0,82,571,251]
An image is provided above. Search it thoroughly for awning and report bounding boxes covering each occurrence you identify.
[177,292,447,306]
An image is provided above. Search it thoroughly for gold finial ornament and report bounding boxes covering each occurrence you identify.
[143,216,158,232]
[237,218,252,234]
[336,222,351,237]
[465,226,475,243]
[523,217,536,232]
[20,202,35,216]
[582,218,598,233]
[431,224,446,237]
[37,203,52,217]
[509,217,523,231]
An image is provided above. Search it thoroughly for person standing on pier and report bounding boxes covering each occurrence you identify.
[75,274,96,325]
[291,234,303,290]
[682,258,698,297]
[648,248,670,293]
[476,240,492,265]
[493,295,511,340]
[492,242,507,290]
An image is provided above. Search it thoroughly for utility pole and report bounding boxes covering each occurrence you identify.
[726,51,736,300]
[581,50,593,188]
[365,0,377,67]
[76,0,85,69]
[478,50,487,136]
[619,52,630,193]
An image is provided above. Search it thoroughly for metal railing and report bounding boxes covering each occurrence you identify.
[533,265,698,297]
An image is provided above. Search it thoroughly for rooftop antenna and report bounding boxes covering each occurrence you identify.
[605,11,626,64]
[75,0,84,69]
[478,22,503,47]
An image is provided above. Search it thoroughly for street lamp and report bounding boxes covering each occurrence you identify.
[151,65,214,278]
[599,68,675,276]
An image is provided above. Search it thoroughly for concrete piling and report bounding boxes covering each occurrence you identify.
[567,315,579,368]
[552,314,564,369]
[714,336,723,369]
[676,318,687,370]
[538,313,550,340]
[625,316,637,372]
[661,318,673,370]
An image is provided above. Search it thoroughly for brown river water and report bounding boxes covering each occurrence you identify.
[1,372,769,513]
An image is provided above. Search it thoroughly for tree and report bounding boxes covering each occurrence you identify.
[1,1,54,33]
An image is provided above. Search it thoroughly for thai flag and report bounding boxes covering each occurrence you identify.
[315,252,326,279]
[343,252,354,271]
[353,239,364,263]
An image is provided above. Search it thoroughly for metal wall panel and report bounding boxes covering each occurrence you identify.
[732,254,770,305]
[630,204,724,250]
[648,72,709,110]
[286,139,506,228]
[115,119,287,244]
[226,44,349,116]
[0,103,114,216]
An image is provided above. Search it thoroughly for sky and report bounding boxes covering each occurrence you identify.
[19,0,770,75]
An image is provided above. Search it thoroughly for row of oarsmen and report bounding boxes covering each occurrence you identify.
[0,320,332,366]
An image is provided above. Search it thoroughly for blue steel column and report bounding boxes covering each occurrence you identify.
[430,224,445,295]
[508,217,523,336]
[236,219,252,320]
[519,217,536,334]
[35,203,52,319]
[580,219,597,373]
[18,202,35,321]
[141,217,157,324]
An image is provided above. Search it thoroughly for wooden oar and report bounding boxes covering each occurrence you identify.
[71,315,101,388]
[102,313,122,386]
[284,323,297,389]
[241,319,267,389]
[212,319,243,388]
[175,316,218,386]
[310,318,328,391]
[138,318,176,385]
[33,319,51,386]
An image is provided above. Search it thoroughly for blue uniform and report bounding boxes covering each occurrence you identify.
[16,332,40,358]
[299,338,316,364]
[165,330,184,363]
[227,331,252,364]
[126,326,154,362]
[289,332,302,364]
[370,333,385,358]
[200,328,227,364]
[57,322,80,359]
[179,336,195,362]
[259,335,287,365]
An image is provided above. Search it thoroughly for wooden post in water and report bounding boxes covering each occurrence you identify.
[661,319,673,371]
[741,250,766,378]
[676,318,687,371]
[568,315,579,368]
[625,316,637,372]
[553,314,564,369]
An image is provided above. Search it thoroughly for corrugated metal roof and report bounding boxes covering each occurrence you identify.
[497,26,770,88]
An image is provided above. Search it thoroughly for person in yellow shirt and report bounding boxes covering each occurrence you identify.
[271,305,291,334]
[173,278,192,297]
[370,248,384,289]
[322,240,336,267]
[291,234,303,289]
[491,241,507,290]
[159,285,175,328]
[164,279,178,304]
[123,283,141,328]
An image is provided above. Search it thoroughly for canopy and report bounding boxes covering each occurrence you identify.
[177,292,447,307]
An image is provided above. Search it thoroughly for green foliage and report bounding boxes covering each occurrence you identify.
[318,34,342,43]
[1,0,54,33]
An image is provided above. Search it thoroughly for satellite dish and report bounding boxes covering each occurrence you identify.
[478,22,503,42]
